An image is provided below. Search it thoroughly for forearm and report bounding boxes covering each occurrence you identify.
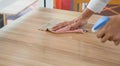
[79,8,94,20]
[77,0,111,21]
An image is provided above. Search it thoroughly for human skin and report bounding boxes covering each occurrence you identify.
[52,8,94,32]
[97,15,120,45]
[52,8,120,45]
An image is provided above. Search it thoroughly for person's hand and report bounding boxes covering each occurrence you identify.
[51,8,94,33]
[97,15,120,45]
[51,17,88,33]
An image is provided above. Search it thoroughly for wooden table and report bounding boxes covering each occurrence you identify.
[0,8,120,66]
[0,0,38,26]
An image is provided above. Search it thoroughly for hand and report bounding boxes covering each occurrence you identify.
[51,17,88,33]
[97,15,120,45]
[51,8,94,33]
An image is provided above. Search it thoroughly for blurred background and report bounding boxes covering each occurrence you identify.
[0,0,120,28]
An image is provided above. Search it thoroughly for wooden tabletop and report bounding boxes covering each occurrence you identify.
[0,0,38,15]
[0,8,120,66]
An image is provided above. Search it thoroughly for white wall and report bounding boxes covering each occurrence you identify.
[39,0,44,7]
[39,0,54,8]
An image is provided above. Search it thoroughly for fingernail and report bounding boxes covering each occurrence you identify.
[115,41,119,46]
[101,39,106,43]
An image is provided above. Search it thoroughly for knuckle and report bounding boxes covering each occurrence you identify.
[113,36,119,41]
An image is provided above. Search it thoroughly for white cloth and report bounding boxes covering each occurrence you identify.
[87,0,111,13]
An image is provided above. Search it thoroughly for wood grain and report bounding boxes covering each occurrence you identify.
[0,8,120,66]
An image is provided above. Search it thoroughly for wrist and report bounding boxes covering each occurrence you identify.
[75,15,88,24]
[79,8,94,20]
[73,16,88,24]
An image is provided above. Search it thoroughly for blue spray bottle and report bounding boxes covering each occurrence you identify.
[92,16,110,32]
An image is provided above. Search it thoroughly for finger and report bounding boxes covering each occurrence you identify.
[50,28,67,33]
[108,34,114,41]
[52,26,71,33]
[69,22,82,30]
[97,28,106,38]
[114,41,120,46]
[101,34,110,43]
[51,27,83,34]
[112,36,120,46]
[52,22,67,31]
[68,22,77,30]
[52,22,70,31]
[108,37,113,41]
